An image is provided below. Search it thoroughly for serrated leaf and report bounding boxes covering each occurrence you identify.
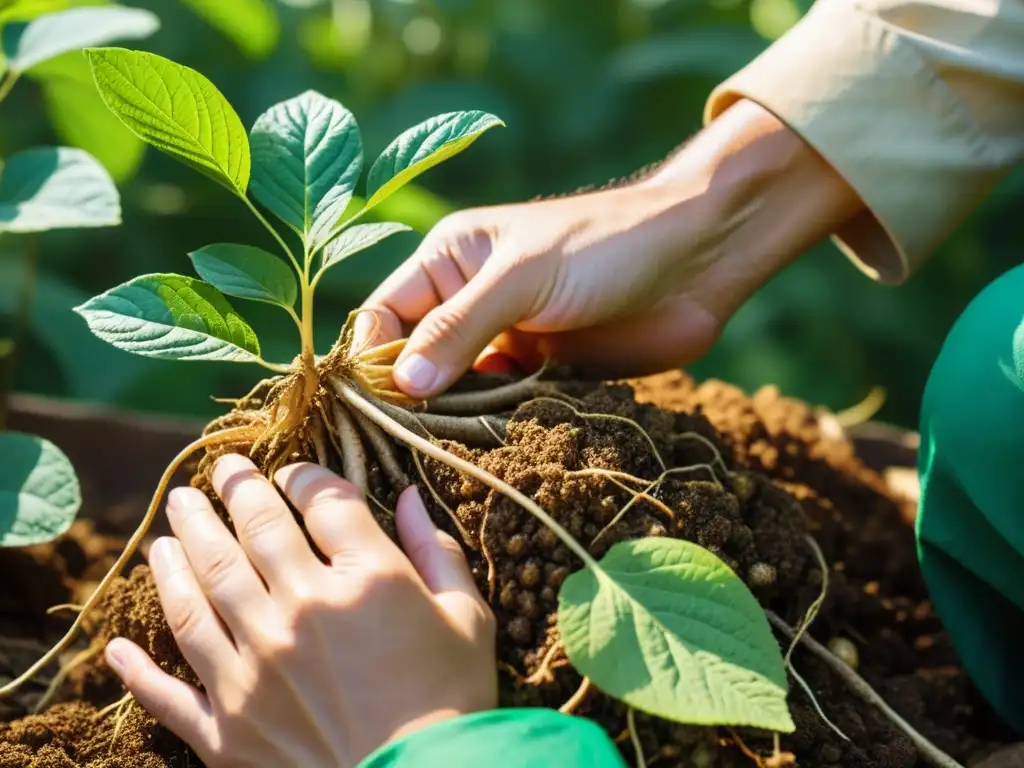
[179,0,279,60]
[250,90,362,250]
[558,538,793,731]
[189,243,297,308]
[3,6,159,73]
[0,147,120,232]
[365,111,502,211]
[74,273,262,362]
[0,432,80,547]
[85,47,250,193]
[30,51,145,183]
[319,222,410,274]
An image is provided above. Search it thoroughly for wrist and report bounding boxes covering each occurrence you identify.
[641,100,864,306]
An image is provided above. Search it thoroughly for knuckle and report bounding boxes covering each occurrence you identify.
[166,596,206,642]
[237,505,284,546]
[199,545,242,591]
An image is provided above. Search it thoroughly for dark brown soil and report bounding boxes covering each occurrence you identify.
[0,372,1016,767]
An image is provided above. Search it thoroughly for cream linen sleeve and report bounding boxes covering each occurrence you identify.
[705,0,1024,284]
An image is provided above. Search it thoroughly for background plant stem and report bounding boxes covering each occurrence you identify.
[0,235,39,430]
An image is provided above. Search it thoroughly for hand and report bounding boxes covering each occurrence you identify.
[104,455,497,768]
[355,100,862,398]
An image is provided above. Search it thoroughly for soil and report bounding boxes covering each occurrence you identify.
[0,371,1017,767]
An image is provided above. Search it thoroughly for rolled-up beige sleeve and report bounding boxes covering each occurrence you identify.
[705,0,1024,284]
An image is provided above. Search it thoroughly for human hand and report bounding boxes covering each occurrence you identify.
[104,455,496,768]
[355,100,862,398]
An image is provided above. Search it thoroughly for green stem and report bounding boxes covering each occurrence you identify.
[299,277,315,364]
[336,382,601,571]
[0,71,21,107]
[0,235,39,430]
[243,197,302,276]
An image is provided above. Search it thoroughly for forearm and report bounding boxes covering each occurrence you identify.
[638,99,865,314]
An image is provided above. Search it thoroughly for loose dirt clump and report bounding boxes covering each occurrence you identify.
[0,372,1016,767]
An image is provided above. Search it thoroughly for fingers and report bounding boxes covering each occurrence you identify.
[148,537,238,688]
[392,255,538,398]
[395,487,492,636]
[212,454,321,591]
[274,463,394,567]
[353,213,496,350]
[165,487,274,641]
[105,638,216,758]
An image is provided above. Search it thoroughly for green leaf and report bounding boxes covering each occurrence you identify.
[189,243,297,308]
[30,51,145,183]
[320,222,410,274]
[0,0,77,26]
[179,0,279,60]
[558,538,794,732]
[365,111,502,211]
[2,6,159,73]
[0,432,80,547]
[0,146,120,232]
[250,90,362,250]
[85,47,250,194]
[74,273,262,362]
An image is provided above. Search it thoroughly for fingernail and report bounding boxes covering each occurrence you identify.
[148,537,183,572]
[165,487,190,519]
[395,354,439,394]
[105,639,133,677]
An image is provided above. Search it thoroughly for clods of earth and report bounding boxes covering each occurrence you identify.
[0,371,1017,767]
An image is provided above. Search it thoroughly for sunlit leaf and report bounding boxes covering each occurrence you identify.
[319,222,410,275]
[2,5,158,73]
[365,111,502,211]
[190,243,297,308]
[0,146,120,232]
[250,90,362,250]
[29,51,145,182]
[86,47,250,193]
[0,432,80,547]
[558,538,794,731]
[75,273,262,362]
[179,0,279,60]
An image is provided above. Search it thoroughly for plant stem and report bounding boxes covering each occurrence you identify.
[765,611,964,768]
[0,235,39,430]
[336,382,601,571]
[0,71,20,107]
[242,197,302,276]
[299,278,315,365]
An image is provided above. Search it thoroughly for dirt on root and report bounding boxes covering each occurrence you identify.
[0,372,1017,767]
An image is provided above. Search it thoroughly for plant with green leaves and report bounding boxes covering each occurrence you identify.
[0,5,159,551]
[2,46,794,740]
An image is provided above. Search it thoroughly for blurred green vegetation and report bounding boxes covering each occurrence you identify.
[1,0,1021,429]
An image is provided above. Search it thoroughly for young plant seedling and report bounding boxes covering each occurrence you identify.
[4,47,796,740]
[0,5,160,549]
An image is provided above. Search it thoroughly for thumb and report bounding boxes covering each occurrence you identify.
[393,256,536,398]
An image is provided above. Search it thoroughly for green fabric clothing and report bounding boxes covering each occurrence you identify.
[917,263,1024,733]
[357,709,627,767]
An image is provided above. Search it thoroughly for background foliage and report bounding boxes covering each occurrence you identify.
[2,0,1021,429]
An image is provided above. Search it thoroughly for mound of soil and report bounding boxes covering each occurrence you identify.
[0,372,1016,767]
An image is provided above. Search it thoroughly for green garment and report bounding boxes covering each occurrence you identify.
[358,708,627,767]
[917,263,1024,733]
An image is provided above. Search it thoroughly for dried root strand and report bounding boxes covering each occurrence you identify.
[425,368,558,416]
[331,399,368,494]
[350,408,409,491]
[33,644,99,713]
[627,708,647,768]
[376,399,507,447]
[0,425,259,698]
[558,676,592,715]
[411,450,476,549]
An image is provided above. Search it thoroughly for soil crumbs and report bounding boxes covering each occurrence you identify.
[0,371,1016,767]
